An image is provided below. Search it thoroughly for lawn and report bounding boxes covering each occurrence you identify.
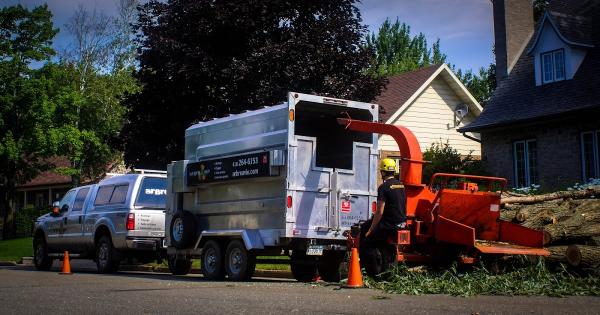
[0,237,32,263]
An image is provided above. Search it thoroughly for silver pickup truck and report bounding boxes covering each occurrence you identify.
[32,172,167,273]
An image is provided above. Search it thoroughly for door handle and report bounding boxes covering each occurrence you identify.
[79,216,82,224]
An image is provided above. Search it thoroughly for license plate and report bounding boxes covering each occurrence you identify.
[306,245,324,256]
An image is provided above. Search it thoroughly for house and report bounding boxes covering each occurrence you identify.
[375,64,483,160]
[459,0,600,189]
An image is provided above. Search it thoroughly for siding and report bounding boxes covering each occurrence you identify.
[378,77,481,156]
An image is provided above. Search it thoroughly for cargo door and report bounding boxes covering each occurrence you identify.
[333,143,377,230]
[289,137,332,233]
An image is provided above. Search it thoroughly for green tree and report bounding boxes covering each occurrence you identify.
[365,18,447,77]
[123,0,384,168]
[455,63,496,106]
[0,5,58,236]
[56,2,140,186]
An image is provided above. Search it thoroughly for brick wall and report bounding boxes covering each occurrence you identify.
[481,117,600,190]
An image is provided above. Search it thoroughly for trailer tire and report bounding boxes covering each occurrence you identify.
[170,211,196,249]
[201,240,225,280]
[291,251,318,282]
[317,251,345,282]
[168,255,192,275]
[225,240,256,281]
[362,246,395,279]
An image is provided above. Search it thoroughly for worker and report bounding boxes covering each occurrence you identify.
[360,158,407,276]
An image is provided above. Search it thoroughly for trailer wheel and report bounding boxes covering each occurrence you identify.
[201,240,225,280]
[291,251,318,282]
[317,251,345,282]
[225,240,256,281]
[362,246,395,279]
[170,211,196,249]
[168,254,193,275]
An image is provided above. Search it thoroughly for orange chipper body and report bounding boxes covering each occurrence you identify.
[337,118,549,264]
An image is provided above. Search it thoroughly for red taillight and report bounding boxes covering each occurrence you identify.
[126,213,135,230]
[287,196,293,208]
[371,201,377,213]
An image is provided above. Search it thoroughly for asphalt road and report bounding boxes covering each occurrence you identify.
[1,263,600,314]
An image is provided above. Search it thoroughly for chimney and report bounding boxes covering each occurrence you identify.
[492,0,534,81]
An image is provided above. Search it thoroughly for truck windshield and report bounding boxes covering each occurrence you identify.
[135,177,167,209]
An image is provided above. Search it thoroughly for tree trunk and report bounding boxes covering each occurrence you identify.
[502,188,600,205]
[566,245,600,268]
[543,200,600,245]
[544,246,568,264]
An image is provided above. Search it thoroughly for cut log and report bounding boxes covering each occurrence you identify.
[543,200,600,245]
[501,187,600,205]
[544,246,569,264]
[566,245,600,268]
[499,209,517,222]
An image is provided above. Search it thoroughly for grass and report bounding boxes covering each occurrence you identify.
[0,237,33,263]
[365,260,600,297]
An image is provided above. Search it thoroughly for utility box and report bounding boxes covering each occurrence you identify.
[165,92,378,281]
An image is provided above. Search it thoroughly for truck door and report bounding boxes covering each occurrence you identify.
[332,143,377,230]
[46,189,76,251]
[63,187,90,252]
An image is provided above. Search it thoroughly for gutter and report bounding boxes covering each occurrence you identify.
[461,132,481,144]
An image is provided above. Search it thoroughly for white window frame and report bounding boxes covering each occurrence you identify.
[581,130,600,180]
[541,49,566,84]
[513,139,538,188]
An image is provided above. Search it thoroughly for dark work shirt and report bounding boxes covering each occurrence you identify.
[377,177,407,229]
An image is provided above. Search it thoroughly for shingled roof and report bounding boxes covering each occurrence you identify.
[460,0,600,132]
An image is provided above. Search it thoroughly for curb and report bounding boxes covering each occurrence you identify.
[0,261,17,266]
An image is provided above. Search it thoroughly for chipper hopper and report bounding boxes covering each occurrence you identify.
[337,117,550,265]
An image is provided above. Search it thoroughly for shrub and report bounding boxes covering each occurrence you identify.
[422,140,485,183]
[14,207,48,238]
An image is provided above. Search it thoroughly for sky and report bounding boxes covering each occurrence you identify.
[4,0,495,72]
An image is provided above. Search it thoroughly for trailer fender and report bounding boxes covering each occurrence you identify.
[195,230,265,250]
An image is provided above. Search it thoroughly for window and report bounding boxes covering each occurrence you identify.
[135,177,167,208]
[94,186,114,205]
[581,131,600,180]
[513,139,538,188]
[110,185,129,204]
[541,49,565,83]
[72,188,90,211]
[59,190,77,212]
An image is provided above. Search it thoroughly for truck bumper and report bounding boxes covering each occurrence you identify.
[125,237,164,251]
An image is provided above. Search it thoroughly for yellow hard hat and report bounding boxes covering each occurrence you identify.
[380,158,396,172]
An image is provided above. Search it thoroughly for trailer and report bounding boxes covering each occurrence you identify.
[165,92,379,281]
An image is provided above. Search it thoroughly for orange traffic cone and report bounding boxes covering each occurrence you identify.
[345,247,363,288]
[59,251,72,275]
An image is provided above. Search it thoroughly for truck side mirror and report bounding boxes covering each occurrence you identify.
[61,204,69,213]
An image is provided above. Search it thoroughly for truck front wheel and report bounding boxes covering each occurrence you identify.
[168,255,192,275]
[291,251,318,282]
[225,240,256,281]
[33,236,53,271]
[201,240,225,280]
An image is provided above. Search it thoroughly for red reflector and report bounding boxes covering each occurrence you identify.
[372,201,377,213]
[287,196,292,208]
[126,213,135,230]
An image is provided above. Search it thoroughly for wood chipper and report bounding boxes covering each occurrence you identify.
[337,117,550,275]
